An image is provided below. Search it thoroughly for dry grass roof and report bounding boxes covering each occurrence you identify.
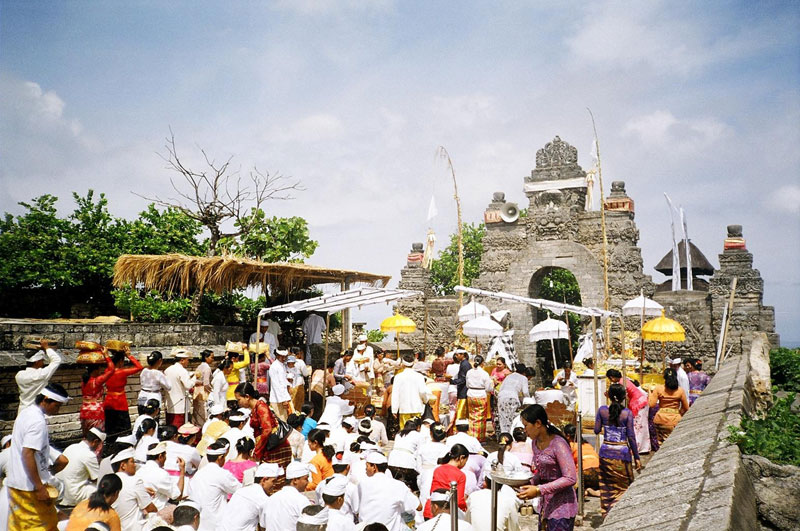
[113,254,390,295]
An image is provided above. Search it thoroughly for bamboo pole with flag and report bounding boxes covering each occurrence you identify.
[664,194,682,291]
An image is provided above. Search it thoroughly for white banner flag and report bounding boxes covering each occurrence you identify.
[427,195,438,221]
[681,207,693,291]
[664,194,681,291]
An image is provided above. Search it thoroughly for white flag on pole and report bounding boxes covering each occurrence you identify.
[680,207,693,291]
[427,195,438,222]
[664,194,681,291]
[590,137,599,168]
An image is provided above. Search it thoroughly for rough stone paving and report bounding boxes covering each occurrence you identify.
[397,136,779,383]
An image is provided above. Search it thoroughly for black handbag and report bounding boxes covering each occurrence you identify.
[265,409,291,451]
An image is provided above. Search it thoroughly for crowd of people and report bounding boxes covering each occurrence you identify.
[0,327,712,531]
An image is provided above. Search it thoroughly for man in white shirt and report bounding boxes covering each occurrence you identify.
[352,335,374,382]
[269,349,293,420]
[6,383,70,530]
[552,362,579,409]
[360,405,389,447]
[188,440,240,531]
[352,452,420,531]
[321,474,356,531]
[391,354,430,430]
[670,357,691,398]
[216,462,281,531]
[582,357,595,377]
[318,385,355,429]
[55,427,105,507]
[110,448,157,531]
[419,489,474,531]
[192,350,214,427]
[16,340,62,412]
[262,461,312,531]
[135,441,185,510]
[249,320,278,361]
[315,455,356,518]
[466,478,519,531]
[219,410,248,461]
[446,420,484,455]
[164,349,197,428]
[302,313,327,364]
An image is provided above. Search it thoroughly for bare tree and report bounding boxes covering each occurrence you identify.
[137,129,303,317]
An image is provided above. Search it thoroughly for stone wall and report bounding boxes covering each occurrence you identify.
[0,320,244,446]
[598,332,768,530]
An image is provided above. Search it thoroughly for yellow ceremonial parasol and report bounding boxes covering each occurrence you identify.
[381,313,417,358]
[641,309,685,369]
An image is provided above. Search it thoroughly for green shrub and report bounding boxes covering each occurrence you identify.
[728,392,800,466]
[770,347,800,393]
[366,329,387,342]
[112,286,191,323]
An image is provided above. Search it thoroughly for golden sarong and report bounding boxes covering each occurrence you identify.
[398,413,416,430]
[8,487,58,531]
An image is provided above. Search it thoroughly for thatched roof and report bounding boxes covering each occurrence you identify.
[112,254,390,295]
[655,241,715,276]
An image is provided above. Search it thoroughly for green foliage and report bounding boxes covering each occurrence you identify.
[1,192,318,321]
[770,348,800,394]
[535,268,583,365]
[367,329,387,342]
[728,392,800,466]
[429,222,486,295]
[218,208,318,262]
[112,286,191,323]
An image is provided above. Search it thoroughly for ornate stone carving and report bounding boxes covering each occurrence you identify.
[535,136,578,168]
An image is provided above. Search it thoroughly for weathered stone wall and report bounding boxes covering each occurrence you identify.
[599,332,767,530]
[0,320,245,350]
[0,320,244,446]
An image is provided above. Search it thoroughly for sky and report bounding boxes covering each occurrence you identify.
[1,1,798,344]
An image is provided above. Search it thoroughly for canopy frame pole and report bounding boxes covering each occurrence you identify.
[718,277,738,368]
[591,315,600,454]
[577,413,584,517]
[323,313,331,408]
[639,289,646,384]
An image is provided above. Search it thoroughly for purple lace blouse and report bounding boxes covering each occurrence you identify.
[594,406,640,462]
[530,435,578,520]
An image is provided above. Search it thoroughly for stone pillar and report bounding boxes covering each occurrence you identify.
[709,225,780,358]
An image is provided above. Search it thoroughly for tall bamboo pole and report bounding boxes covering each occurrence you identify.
[588,109,612,358]
[437,147,464,307]
[639,289,646,384]
[590,315,600,454]
[322,313,331,408]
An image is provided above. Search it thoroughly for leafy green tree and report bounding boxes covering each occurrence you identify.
[218,208,318,262]
[535,268,583,366]
[367,329,387,342]
[0,195,73,292]
[125,204,205,256]
[430,222,486,295]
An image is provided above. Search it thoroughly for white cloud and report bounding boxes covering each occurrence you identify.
[285,113,345,143]
[766,185,800,216]
[429,93,496,129]
[566,1,780,75]
[271,0,395,16]
[622,110,730,153]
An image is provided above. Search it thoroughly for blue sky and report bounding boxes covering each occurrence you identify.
[1,1,798,344]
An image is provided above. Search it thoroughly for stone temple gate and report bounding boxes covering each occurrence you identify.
[397,136,778,378]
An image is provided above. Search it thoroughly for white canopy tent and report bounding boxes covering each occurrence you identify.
[454,285,618,318]
[254,287,424,398]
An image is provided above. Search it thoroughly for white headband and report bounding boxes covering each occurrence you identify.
[146,442,167,456]
[430,490,451,503]
[177,500,201,512]
[298,507,329,525]
[41,388,69,403]
[28,351,46,363]
[110,448,136,464]
[89,428,107,442]
[206,445,228,456]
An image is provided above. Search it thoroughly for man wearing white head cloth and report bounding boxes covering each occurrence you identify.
[6,383,69,531]
[418,488,474,531]
[318,384,355,429]
[110,448,157,531]
[188,440,240,531]
[315,454,357,519]
[269,349,293,421]
[249,319,278,360]
[135,441,184,510]
[54,427,106,507]
[352,452,421,531]
[164,348,198,429]
[353,334,375,382]
[262,461,311,531]
[16,339,63,412]
[321,474,356,530]
[216,462,281,531]
[391,354,430,430]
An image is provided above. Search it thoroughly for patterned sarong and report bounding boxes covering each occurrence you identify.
[539,515,575,530]
[467,396,489,441]
[599,457,634,515]
[263,440,293,491]
[497,396,521,435]
[8,487,58,531]
[654,423,674,444]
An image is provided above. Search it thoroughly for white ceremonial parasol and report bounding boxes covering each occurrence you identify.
[458,297,491,322]
[623,292,664,382]
[462,315,504,338]
[622,295,663,317]
[529,318,570,371]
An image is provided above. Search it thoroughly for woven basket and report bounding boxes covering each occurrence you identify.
[76,350,106,365]
[105,339,131,351]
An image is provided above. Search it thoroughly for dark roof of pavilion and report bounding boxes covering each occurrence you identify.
[655,240,715,276]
